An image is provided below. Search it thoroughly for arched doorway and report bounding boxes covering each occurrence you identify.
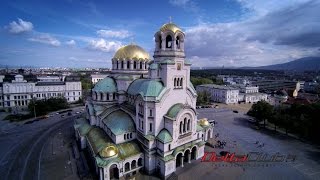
[176,153,183,168]
[109,164,119,179]
[125,162,130,172]
[131,160,136,169]
[207,129,211,139]
[184,150,190,163]
[191,147,197,160]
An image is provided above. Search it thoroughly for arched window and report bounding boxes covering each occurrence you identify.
[130,133,132,138]
[134,61,137,69]
[145,62,147,69]
[183,118,186,132]
[100,92,103,101]
[127,134,130,139]
[121,61,124,69]
[116,61,119,69]
[127,61,130,69]
[140,62,143,69]
[176,36,180,49]
[125,162,130,172]
[124,134,126,140]
[107,93,109,100]
[180,78,183,87]
[138,158,143,166]
[174,78,176,87]
[131,160,137,169]
[187,119,191,131]
[166,35,172,48]
[179,121,183,134]
[113,93,116,99]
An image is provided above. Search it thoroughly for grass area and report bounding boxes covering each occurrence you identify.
[4,113,34,122]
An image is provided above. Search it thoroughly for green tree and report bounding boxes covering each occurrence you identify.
[247,100,273,128]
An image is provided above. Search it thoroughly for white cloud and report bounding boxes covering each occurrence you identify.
[28,33,61,46]
[169,0,199,13]
[66,40,76,46]
[6,18,33,34]
[184,0,320,67]
[88,38,122,52]
[97,29,131,39]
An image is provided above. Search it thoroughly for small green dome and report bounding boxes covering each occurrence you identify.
[127,79,164,97]
[93,77,117,93]
[103,110,135,135]
[166,103,184,118]
[156,129,173,143]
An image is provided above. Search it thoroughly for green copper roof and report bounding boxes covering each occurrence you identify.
[116,75,133,81]
[156,129,173,143]
[75,118,92,136]
[160,59,175,65]
[149,63,159,70]
[86,128,114,154]
[166,103,184,118]
[117,141,142,159]
[185,60,192,65]
[127,79,164,97]
[92,77,117,93]
[196,123,204,132]
[102,110,135,135]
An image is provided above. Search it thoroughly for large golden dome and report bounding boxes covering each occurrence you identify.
[113,44,150,61]
[160,23,182,33]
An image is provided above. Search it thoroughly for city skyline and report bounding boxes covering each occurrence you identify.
[0,0,319,68]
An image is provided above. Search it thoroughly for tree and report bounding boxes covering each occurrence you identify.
[196,90,211,105]
[247,100,273,128]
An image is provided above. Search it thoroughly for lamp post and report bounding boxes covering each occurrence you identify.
[33,103,37,118]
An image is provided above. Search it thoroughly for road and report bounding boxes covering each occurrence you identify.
[0,106,84,180]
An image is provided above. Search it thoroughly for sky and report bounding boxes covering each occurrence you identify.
[0,0,319,68]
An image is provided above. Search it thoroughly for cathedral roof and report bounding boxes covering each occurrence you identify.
[166,103,184,118]
[102,110,135,135]
[156,129,173,143]
[92,77,117,93]
[127,79,164,97]
[75,118,92,136]
[113,44,150,61]
[160,23,182,34]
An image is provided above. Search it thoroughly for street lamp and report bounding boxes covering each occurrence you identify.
[33,103,37,118]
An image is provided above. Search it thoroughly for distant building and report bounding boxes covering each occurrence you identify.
[233,84,268,103]
[251,80,299,92]
[0,74,82,111]
[196,84,239,104]
[91,74,109,84]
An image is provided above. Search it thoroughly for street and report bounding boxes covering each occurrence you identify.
[0,106,84,180]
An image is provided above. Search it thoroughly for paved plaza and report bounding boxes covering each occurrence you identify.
[173,107,320,180]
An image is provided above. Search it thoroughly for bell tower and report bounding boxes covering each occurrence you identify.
[151,22,191,90]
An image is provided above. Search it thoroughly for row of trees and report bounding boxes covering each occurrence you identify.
[247,100,320,144]
[28,97,69,117]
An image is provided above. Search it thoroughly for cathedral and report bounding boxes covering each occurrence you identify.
[74,22,213,180]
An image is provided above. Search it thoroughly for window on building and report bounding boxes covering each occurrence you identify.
[14,96,17,99]
[141,121,143,130]
[168,144,171,151]
[149,123,152,132]
[149,109,153,117]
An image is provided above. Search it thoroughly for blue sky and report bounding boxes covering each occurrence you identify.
[0,0,319,68]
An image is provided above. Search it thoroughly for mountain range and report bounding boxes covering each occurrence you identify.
[243,57,320,71]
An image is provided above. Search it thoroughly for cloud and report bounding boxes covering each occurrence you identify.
[184,0,320,67]
[66,39,76,46]
[28,33,61,46]
[5,18,33,34]
[97,29,131,39]
[88,38,122,52]
[169,0,199,13]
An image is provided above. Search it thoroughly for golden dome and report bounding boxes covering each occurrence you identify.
[160,23,182,33]
[199,118,209,126]
[99,145,118,158]
[113,44,150,61]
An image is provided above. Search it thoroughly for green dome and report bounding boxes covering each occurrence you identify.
[93,77,117,93]
[127,79,164,97]
[166,103,184,118]
[156,129,173,143]
[102,110,135,135]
